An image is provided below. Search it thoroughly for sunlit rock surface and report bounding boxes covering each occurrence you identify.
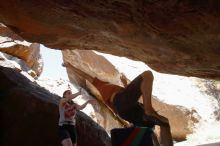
[62,49,127,87]
[153,98,200,141]
[63,49,201,141]
[0,1,220,79]
[0,60,111,146]
[0,23,43,76]
[0,52,38,79]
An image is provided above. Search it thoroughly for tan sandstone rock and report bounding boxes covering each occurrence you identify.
[152,98,200,141]
[0,24,43,76]
[62,49,126,87]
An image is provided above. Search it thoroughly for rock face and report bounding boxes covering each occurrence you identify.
[0,62,111,146]
[63,49,200,141]
[62,49,127,87]
[0,0,220,79]
[0,23,43,76]
[152,98,200,141]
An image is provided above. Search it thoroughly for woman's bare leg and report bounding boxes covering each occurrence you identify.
[140,71,155,115]
[140,71,173,145]
[140,71,169,124]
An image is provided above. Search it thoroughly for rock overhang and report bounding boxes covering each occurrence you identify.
[0,0,220,79]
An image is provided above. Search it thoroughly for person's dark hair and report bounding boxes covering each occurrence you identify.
[63,90,71,98]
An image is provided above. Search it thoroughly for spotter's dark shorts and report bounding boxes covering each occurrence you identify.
[58,124,77,143]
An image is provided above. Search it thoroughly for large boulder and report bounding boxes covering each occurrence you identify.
[62,49,127,87]
[0,0,220,79]
[152,98,200,141]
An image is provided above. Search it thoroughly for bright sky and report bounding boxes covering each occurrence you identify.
[39,45,68,80]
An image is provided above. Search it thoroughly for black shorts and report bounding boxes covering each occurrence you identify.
[113,74,154,128]
[58,125,77,144]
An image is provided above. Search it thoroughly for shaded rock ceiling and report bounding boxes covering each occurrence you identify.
[0,0,220,79]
